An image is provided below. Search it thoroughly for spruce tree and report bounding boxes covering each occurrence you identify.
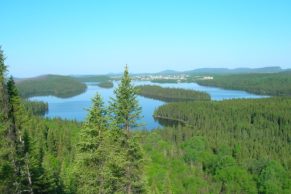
[0,48,35,193]
[109,64,142,131]
[0,47,15,193]
[0,47,64,193]
[75,93,112,193]
[7,77,34,194]
[84,93,107,130]
[109,65,145,193]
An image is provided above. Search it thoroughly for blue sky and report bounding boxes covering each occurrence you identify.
[1,0,290,77]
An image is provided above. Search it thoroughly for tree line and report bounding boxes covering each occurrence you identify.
[195,72,291,96]
[136,85,211,102]
[23,100,48,116]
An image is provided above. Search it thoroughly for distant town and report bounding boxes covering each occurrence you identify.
[133,74,213,82]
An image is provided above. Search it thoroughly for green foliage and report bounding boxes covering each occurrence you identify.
[109,65,142,130]
[2,46,291,193]
[0,47,15,193]
[97,81,114,88]
[1,59,146,193]
[215,165,257,193]
[74,66,145,193]
[16,74,87,98]
[23,100,48,116]
[155,98,291,168]
[74,94,111,193]
[7,76,34,193]
[1,63,82,193]
[181,136,210,164]
[136,85,210,102]
[257,161,291,193]
[150,97,291,193]
[108,65,145,192]
[84,94,108,129]
[196,72,291,96]
[27,118,81,193]
[141,131,209,193]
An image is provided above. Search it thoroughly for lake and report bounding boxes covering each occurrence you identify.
[30,81,267,129]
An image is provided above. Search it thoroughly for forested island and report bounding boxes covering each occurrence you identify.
[16,74,87,98]
[97,81,114,88]
[195,72,291,96]
[136,85,211,102]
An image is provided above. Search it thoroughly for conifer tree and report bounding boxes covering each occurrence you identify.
[109,64,142,131]
[0,47,15,193]
[0,48,35,193]
[1,47,73,193]
[84,93,107,130]
[7,76,34,194]
[109,65,145,193]
[75,93,112,193]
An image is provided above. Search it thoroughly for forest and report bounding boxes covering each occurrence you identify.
[1,48,291,193]
[23,100,48,116]
[152,97,291,193]
[16,75,87,98]
[1,51,144,193]
[97,81,114,88]
[136,85,211,102]
[195,72,291,96]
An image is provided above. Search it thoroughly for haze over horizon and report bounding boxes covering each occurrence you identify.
[1,0,291,77]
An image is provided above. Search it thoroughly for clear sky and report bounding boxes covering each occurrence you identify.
[1,0,290,77]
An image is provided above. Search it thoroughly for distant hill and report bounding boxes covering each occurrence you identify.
[72,75,111,82]
[150,66,283,75]
[156,70,180,75]
[186,68,229,74]
[196,71,291,96]
[185,66,283,74]
[283,68,291,73]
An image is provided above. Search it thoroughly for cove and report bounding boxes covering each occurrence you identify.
[29,81,267,129]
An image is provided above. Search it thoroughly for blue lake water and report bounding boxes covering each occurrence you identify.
[30,81,267,129]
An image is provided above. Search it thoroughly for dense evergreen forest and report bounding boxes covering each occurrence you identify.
[136,85,211,102]
[195,72,291,96]
[152,98,291,193]
[1,47,291,193]
[16,75,87,98]
[23,100,48,116]
[1,49,145,194]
